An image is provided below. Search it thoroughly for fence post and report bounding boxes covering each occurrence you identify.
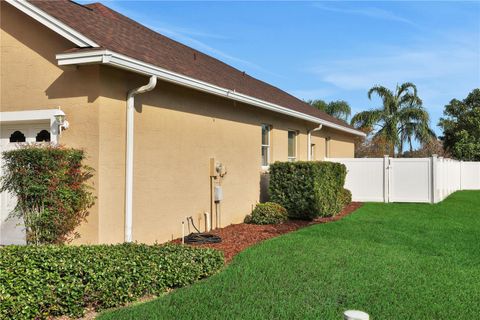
[439,157,445,200]
[431,154,438,203]
[460,160,463,190]
[383,155,390,203]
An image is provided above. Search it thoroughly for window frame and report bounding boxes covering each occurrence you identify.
[287,130,297,162]
[261,124,271,170]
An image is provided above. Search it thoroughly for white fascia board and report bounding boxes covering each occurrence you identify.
[0,109,59,122]
[0,109,63,142]
[5,0,99,48]
[56,50,366,137]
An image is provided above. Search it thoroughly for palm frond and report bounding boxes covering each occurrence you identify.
[399,93,423,108]
[350,109,383,129]
[368,85,394,102]
[398,106,430,123]
[326,100,351,121]
[397,82,418,98]
[307,99,328,112]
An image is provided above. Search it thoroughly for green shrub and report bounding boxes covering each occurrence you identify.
[0,145,95,244]
[0,243,224,319]
[339,188,352,208]
[244,202,288,225]
[269,161,347,220]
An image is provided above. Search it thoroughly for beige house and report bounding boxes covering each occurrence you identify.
[0,0,365,245]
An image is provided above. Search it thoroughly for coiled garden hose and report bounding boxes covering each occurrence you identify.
[184,217,222,244]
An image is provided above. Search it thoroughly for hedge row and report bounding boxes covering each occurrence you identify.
[0,243,224,319]
[269,161,348,220]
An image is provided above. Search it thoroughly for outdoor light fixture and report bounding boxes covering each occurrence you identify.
[54,107,69,133]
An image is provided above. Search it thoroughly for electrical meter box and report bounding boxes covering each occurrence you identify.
[214,186,223,202]
[210,158,226,177]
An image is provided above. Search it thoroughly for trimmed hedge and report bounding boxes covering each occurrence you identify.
[244,202,288,225]
[340,188,352,208]
[269,161,347,219]
[0,243,224,319]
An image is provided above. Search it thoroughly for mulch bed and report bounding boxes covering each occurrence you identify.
[173,202,362,263]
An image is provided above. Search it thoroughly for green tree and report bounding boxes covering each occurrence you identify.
[350,82,435,157]
[439,88,480,160]
[307,99,351,122]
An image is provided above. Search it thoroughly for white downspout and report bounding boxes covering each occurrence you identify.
[125,75,157,242]
[307,124,323,161]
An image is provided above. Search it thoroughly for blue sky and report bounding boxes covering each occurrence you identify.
[81,1,479,137]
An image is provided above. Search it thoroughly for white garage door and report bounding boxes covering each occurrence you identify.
[0,123,51,245]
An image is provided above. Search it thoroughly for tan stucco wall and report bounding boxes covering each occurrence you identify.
[1,2,356,244]
[1,3,101,243]
[317,127,356,159]
[93,68,355,244]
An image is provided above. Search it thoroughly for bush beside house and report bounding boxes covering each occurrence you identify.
[244,202,288,225]
[0,243,224,319]
[0,145,95,244]
[269,161,348,219]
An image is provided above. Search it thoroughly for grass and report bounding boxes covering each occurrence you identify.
[99,191,480,319]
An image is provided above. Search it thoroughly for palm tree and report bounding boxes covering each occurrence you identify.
[307,99,351,122]
[350,82,435,157]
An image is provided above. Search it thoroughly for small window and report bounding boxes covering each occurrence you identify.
[325,137,331,158]
[9,131,26,143]
[35,130,51,142]
[288,130,297,162]
[261,124,271,168]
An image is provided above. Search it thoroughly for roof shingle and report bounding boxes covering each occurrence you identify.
[29,0,358,132]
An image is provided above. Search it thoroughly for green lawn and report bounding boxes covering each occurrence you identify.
[99,191,480,319]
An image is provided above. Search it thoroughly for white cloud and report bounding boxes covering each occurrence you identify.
[289,88,336,101]
[310,46,479,91]
[313,3,417,26]
[301,30,479,135]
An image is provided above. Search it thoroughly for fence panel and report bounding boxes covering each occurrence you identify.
[461,162,480,190]
[328,158,385,202]
[389,158,432,203]
[327,157,480,203]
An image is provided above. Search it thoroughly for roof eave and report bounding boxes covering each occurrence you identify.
[5,0,99,48]
[56,49,366,137]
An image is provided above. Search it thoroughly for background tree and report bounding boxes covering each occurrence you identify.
[354,131,391,158]
[307,99,351,122]
[350,82,435,157]
[439,88,480,160]
[401,138,450,158]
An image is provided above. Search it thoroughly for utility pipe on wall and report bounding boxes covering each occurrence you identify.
[307,124,323,161]
[125,75,157,243]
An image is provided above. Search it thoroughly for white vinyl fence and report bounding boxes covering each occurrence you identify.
[327,156,480,203]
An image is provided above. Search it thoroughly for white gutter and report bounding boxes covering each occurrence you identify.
[5,0,99,48]
[56,50,366,137]
[307,125,323,161]
[124,76,157,243]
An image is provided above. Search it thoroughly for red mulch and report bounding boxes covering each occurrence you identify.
[172,202,362,263]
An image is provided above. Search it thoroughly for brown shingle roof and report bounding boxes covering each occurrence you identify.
[28,0,358,132]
